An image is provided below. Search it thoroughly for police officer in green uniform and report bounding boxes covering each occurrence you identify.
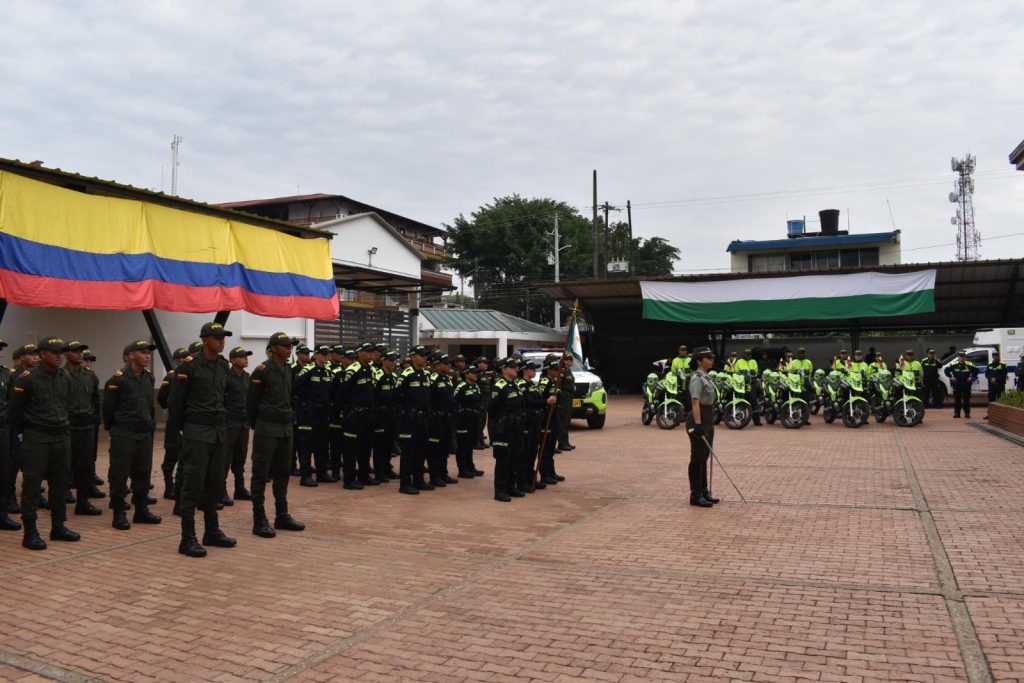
[372,350,401,483]
[921,349,942,407]
[985,352,1009,420]
[556,353,576,452]
[4,344,39,516]
[536,358,562,487]
[168,322,236,558]
[453,365,484,478]
[944,350,979,419]
[339,342,379,488]
[395,345,433,494]
[158,347,190,501]
[428,353,458,487]
[247,332,304,538]
[224,346,253,504]
[104,340,162,531]
[489,357,525,502]
[11,337,81,549]
[0,339,21,531]
[64,341,102,513]
[685,347,718,508]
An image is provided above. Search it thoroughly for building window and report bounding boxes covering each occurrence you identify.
[748,254,786,272]
[859,248,879,266]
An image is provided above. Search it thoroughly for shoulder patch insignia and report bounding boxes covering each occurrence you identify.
[19,370,30,377]
[114,370,123,377]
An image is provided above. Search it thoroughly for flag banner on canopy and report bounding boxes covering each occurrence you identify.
[0,171,339,320]
[640,270,936,324]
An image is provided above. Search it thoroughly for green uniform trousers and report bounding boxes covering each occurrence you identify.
[250,433,291,507]
[225,422,250,493]
[178,434,227,516]
[20,435,70,524]
[108,433,154,508]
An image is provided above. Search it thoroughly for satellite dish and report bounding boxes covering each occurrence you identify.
[948,192,959,203]
[950,217,958,225]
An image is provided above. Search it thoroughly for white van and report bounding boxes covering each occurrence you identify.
[938,328,1021,399]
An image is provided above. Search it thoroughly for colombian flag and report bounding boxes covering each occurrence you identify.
[0,171,338,320]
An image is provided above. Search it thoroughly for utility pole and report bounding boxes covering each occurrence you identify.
[627,200,634,275]
[603,201,611,277]
[170,135,182,196]
[592,170,598,278]
[553,213,560,329]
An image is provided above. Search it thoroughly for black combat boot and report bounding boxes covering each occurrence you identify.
[494,490,511,502]
[49,513,81,542]
[112,504,131,530]
[0,508,22,531]
[689,491,713,508]
[233,479,252,501]
[93,473,105,486]
[702,489,720,504]
[87,485,106,499]
[75,489,102,516]
[162,470,175,500]
[273,501,305,532]
[133,502,162,525]
[178,515,206,557]
[252,504,275,538]
[300,475,318,487]
[201,509,237,548]
[22,518,46,550]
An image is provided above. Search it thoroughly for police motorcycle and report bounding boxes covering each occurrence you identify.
[761,370,782,424]
[655,372,684,430]
[890,367,926,427]
[809,369,827,415]
[777,369,810,429]
[641,373,659,426]
[821,371,844,424]
[868,369,893,423]
[837,368,871,428]
[715,371,753,430]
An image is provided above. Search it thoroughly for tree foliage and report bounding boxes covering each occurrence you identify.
[444,195,679,325]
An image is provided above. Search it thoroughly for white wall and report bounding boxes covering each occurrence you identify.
[326,215,421,280]
[0,304,310,381]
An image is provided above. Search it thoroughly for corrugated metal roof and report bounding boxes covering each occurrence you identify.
[419,308,559,335]
[727,231,899,253]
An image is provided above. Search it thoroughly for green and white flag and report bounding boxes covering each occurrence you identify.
[569,315,584,363]
[640,270,936,324]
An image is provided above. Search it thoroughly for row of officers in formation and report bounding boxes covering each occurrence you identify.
[667,345,1014,421]
[0,322,578,557]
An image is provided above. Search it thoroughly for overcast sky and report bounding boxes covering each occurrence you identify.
[2,1,1022,273]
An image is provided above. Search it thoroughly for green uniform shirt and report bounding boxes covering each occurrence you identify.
[734,358,759,376]
[103,365,156,440]
[225,367,251,426]
[0,365,11,424]
[247,359,293,437]
[11,365,73,443]
[65,364,100,428]
[167,353,230,443]
[559,365,575,405]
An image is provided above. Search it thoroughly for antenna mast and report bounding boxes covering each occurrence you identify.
[949,153,980,261]
[170,135,183,196]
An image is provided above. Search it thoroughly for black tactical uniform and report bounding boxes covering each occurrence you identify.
[64,342,100,512]
[921,350,942,408]
[453,370,483,479]
[4,345,39,515]
[338,343,378,488]
[167,323,236,557]
[489,358,525,502]
[158,348,190,500]
[373,353,401,483]
[326,345,352,482]
[295,349,332,486]
[474,358,492,450]
[0,339,20,531]
[537,362,562,485]
[986,357,1009,403]
[395,346,432,494]
[289,346,311,475]
[247,332,304,538]
[10,337,81,549]
[944,353,978,419]
[103,340,161,530]
[428,356,458,486]
[519,366,544,492]
[557,356,576,450]
[224,348,252,506]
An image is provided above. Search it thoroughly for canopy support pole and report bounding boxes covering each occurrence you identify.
[0,299,7,327]
[851,320,861,352]
[142,309,173,373]
[214,310,231,326]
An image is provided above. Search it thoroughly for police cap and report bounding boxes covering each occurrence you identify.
[314,345,331,356]
[199,321,232,338]
[331,344,345,355]
[544,358,561,371]
[692,346,714,360]
[434,353,451,365]
[853,349,863,355]
[358,342,375,353]
[188,341,204,355]
[37,336,69,352]
[297,345,311,355]
[123,339,156,355]
[957,349,967,356]
[383,351,399,361]
[464,365,479,376]
[268,332,294,348]
[229,346,253,359]
[343,348,357,360]
[83,352,97,361]
[13,343,38,359]
[66,340,89,351]
[474,356,489,364]
[905,349,915,356]
[374,342,388,352]
[927,348,936,353]
[411,344,431,358]
[172,347,190,360]
[523,360,539,371]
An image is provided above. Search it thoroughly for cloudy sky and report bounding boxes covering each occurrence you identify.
[2,1,1022,273]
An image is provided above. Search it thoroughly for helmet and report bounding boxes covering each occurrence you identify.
[646,373,658,382]
[814,368,825,378]
[708,370,718,378]
[877,369,891,380]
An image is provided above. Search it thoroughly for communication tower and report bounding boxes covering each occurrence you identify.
[949,154,980,261]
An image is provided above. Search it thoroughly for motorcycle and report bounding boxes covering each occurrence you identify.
[891,368,926,427]
[868,369,893,423]
[838,371,871,428]
[655,373,683,430]
[822,371,843,424]
[777,370,810,429]
[762,371,782,424]
[809,369,827,415]
[717,372,753,430]
[641,374,659,426]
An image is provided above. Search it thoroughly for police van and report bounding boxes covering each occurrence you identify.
[938,328,1021,399]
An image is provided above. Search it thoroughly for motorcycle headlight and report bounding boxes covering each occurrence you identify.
[588,381,603,396]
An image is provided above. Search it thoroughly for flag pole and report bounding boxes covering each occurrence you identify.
[533,299,580,491]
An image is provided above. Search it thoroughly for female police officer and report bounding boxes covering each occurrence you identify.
[685,346,718,508]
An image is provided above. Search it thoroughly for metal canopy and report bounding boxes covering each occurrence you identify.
[537,258,1024,332]
[332,263,451,294]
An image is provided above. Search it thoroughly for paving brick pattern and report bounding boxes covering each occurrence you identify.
[0,397,1021,681]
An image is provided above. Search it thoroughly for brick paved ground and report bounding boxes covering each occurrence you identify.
[1,397,1022,682]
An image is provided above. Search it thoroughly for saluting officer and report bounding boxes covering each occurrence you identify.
[63,341,101,514]
[536,358,562,487]
[453,365,484,479]
[11,337,81,549]
[944,350,979,419]
[428,353,458,487]
[339,342,379,489]
[0,339,20,531]
[167,322,236,558]
[224,346,253,504]
[247,332,304,538]
[104,340,161,531]
[158,347,190,502]
[985,352,1009,420]
[372,350,401,483]
[295,345,332,487]
[395,344,433,495]
[489,357,525,502]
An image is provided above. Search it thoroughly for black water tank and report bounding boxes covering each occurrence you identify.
[819,209,840,234]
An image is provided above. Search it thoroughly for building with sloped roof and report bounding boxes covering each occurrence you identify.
[418,308,562,359]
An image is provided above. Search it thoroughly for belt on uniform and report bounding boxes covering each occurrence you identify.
[112,420,154,434]
[69,417,95,428]
[256,413,292,424]
[24,423,69,436]
[186,414,225,426]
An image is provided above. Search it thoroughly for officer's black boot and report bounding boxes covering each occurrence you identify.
[21,518,46,550]
[233,473,252,501]
[273,500,305,532]
[494,487,511,502]
[162,469,175,500]
[1,508,22,531]
[252,504,275,538]
[49,510,81,542]
[93,473,104,486]
[702,489,720,504]
[690,491,713,507]
[133,497,162,525]
[201,509,237,548]
[75,488,102,516]
[112,502,131,531]
[178,514,206,557]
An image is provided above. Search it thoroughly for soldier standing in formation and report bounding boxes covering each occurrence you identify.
[427,353,458,487]
[247,332,304,538]
[921,349,942,407]
[64,341,102,515]
[734,349,762,426]
[295,346,332,487]
[944,350,979,419]
[4,344,39,516]
[984,352,1008,420]
[0,339,20,531]
[474,357,492,450]
[103,340,162,531]
[372,350,400,483]
[11,337,81,549]
[685,347,719,509]
[158,347,190,501]
[556,353,576,452]
[339,342,379,488]
[489,357,524,502]
[454,366,484,479]
[168,322,236,558]
[224,346,253,504]
[535,358,562,488]
[395,345,432,494]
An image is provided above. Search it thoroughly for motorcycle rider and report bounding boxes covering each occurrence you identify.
[734,349,762,426]
[944,350,979,419]
[848,350,870,380]
[899,350,923,382]
[831,349,850,371]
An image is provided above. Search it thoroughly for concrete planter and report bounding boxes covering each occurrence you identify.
[989,402,1024,437]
